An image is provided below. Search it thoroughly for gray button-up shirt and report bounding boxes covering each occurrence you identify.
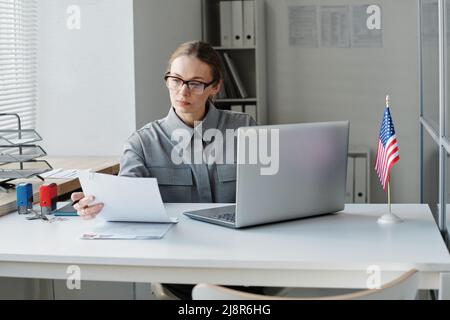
[119,103,256,203]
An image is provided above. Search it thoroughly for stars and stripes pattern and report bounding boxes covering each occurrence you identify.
[374,107,399,190]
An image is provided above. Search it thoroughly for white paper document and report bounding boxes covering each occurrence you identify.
[81,221,173,240]
[78,171,177,223]
[320,5,350,48]
[289,5,318,47]
[41,168,80,179]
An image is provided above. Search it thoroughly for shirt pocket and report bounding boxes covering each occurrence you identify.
[216,164,237,203]
[150,166,193,203]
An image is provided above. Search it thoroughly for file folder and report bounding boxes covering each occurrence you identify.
[232,0,244,47]
[220,1,232,47]
[223,52,248,98]
[354,157,367,203]
[230,105,243,113]
[243,0,255,46]
[345,157,354,203]
[218,52,237,98]
[54,202,78,217]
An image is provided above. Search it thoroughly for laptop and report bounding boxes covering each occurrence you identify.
[183,121,350,228]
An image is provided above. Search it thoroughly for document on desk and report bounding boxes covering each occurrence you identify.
[81,221,173,240]
[40,168,80,179]
[78,171,177,223]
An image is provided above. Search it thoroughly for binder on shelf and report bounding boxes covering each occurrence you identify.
[354,157,367,204]
[218,53,238,98]
[230,105,243,113]
[245,104,257,121]
[345,157,354,203]
[231,0,244,47]
[223,52,248,98]
[243,0,255,46]
[220,1,232,47]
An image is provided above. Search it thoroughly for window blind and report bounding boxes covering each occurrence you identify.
[0,0,37,131]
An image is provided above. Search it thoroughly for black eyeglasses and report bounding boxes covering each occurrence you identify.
[164,74,216,95]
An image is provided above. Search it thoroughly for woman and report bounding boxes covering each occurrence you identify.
[71,41,259,299]
[72,41,256,215]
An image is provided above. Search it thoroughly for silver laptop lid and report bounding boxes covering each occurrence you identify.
[235,121,349,228]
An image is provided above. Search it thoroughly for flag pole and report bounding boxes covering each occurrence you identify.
[377,95,402,225]
[388,179,391,215]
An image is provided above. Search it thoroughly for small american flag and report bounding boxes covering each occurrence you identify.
[375,104,399,191]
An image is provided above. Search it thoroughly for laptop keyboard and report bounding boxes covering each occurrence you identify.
[213,212,236,223]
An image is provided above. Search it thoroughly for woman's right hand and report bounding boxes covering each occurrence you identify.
[71,192,104,220]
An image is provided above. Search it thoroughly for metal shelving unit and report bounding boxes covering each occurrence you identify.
[0,113,52,192]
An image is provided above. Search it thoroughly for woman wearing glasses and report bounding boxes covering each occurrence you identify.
[70,41,258,299]
[72,41,255,213]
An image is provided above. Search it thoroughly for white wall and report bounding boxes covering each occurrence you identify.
[133,0,202,129]
[37,0,136,156]
[37,0,203,154]
[265,0,420,203]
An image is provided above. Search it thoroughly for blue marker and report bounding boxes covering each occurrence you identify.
[16,183,33,215]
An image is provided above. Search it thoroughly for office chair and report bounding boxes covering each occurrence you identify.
[192,269,419,300]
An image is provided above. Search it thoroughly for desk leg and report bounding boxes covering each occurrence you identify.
[439,272,450,300]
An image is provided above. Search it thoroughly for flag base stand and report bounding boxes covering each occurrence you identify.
[377,213,403,225]
[377,178,401,224]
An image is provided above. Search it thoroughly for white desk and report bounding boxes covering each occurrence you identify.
[0,204,449,294]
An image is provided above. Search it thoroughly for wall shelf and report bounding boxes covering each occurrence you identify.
[202,0,267,124]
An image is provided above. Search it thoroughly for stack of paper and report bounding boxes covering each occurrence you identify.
[81,221,173,240]
[77,171,176,223]
[77,171,178,240]
[40,169,80,179]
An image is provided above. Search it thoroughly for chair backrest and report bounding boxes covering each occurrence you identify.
[192,269,419,300]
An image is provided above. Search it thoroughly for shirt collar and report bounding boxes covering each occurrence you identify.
[160,102,220,141]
